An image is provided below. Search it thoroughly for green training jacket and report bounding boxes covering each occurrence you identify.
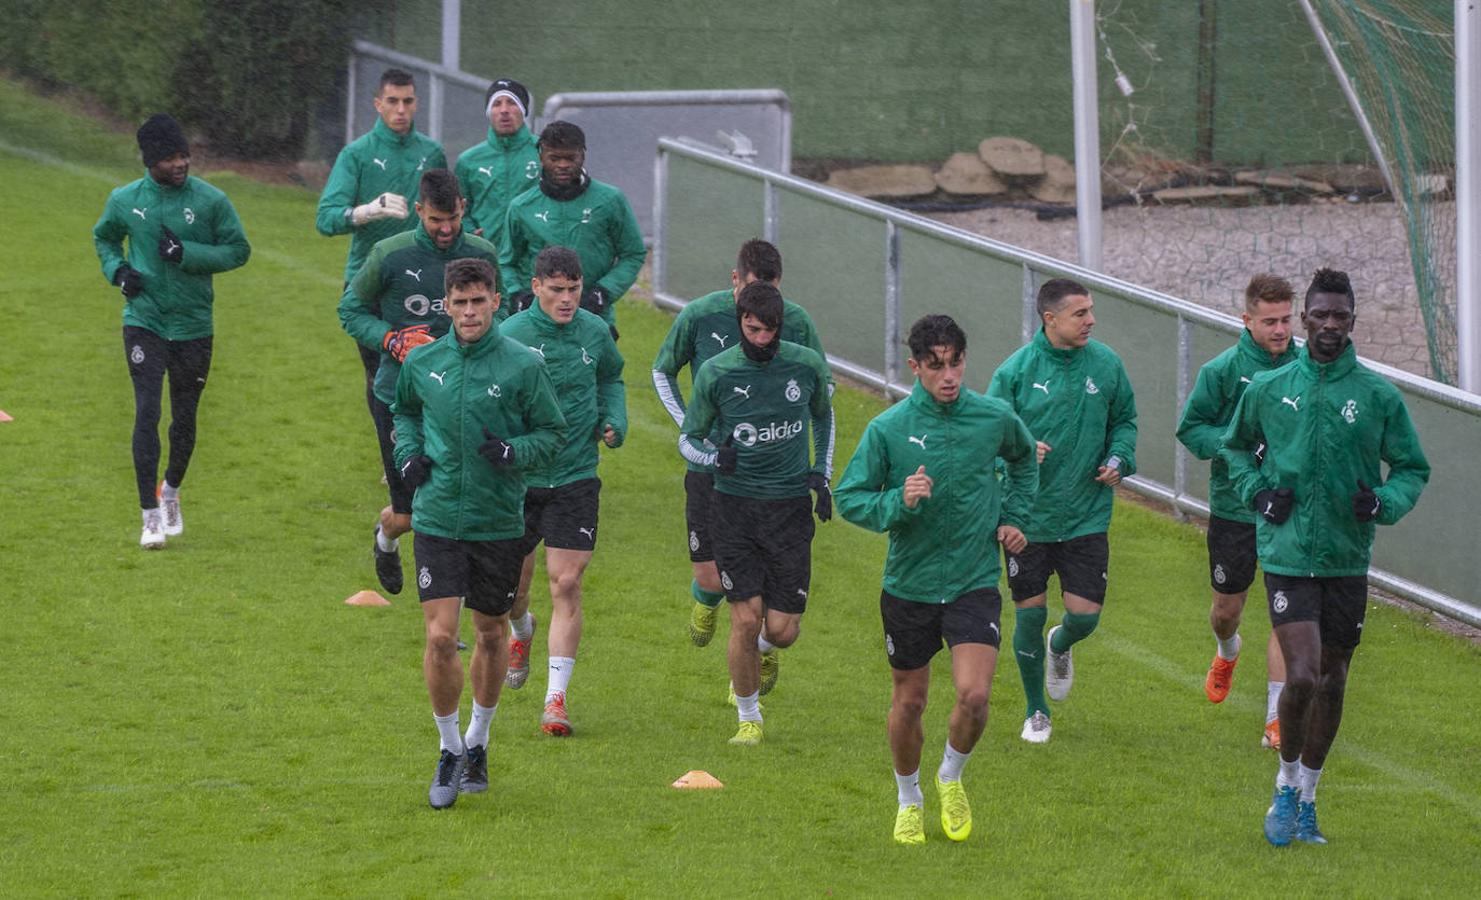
[315,118,446,283]
[499,177,646,323]
[454,125,540,248]
[338,226,503,405]
[836,381,1038,604]
[501,303,627,488]
[987,329,1138,542]
[652,288,830,473]
[93,174,251,341]
[392,323,567,541]
[1177,329,1298,523]
[1220,342,1429,577]
[679,342,834,500]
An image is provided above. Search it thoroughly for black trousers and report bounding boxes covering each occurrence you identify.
[123,326,213,509]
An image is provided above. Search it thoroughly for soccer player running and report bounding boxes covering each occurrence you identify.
[499,247,627,736]
[836,315,1037,845]
[987,278,1137,744]
[1221,268,1428,846]
[454,78,540,247]
[652,240,830,649]
[316,68,446,432]
[1176,274,1297,748]
[339,169,501,595]
[392,258,566,809]
[499,121,645,338]
[678,282,835,746]
[93,113,251,548]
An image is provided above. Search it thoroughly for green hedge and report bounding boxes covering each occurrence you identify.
[3,0,372,160]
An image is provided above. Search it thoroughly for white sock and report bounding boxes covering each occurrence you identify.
[938,741,971,783]
[433,711,462,753]
[545,657,574,702]
[1216,631,1242,661]
[160,481,180,500]
[735,690,762,723]
[511,612,534,642]
[1266,681,1284,724]
[1298,763,1323,803]
[141,507,161,522]
[376,525,398,552]
[464,701,497,749]
[895,768,923,807]
[757,634,777,654]
[1277,757,1301,789]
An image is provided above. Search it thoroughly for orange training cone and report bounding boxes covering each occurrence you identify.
[0,410,12,422]
[345,590,391,607]
[671,770,724,789]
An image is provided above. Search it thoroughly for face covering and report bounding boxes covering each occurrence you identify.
[539,167,589,202]
[739,313,781,362]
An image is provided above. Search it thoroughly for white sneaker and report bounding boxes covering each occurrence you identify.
[1020,711,1052,744]
[158,485,183,536]
[140,508,166,549]
[1045,624,1075,701]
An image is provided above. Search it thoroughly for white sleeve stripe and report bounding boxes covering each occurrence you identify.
[652,369,686,428]
[679,434,715,468]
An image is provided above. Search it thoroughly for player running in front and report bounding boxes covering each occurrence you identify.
[1176,274,1297,748]
[392,258,566,809]
[987,278,1137,744]
[652,239,830,649]
[678,282,835,746]
[499,247,626,736]
[1221,268,1428,846]
[836,315,1037,845]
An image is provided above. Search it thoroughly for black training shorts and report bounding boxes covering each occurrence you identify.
[1264,573,1369,651]
[412,531,525,616]
[519,477,601,555]
[1207,515,1258,594]
[684,471,717,563]
[881,587,1003,671]
[712,492,815,614]
[1005,533,1110,604]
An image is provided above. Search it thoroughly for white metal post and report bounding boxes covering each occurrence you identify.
[1459,0,1481,393]
[1070,0,1103,272]
[441,0,461,71]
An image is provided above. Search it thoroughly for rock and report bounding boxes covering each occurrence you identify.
[1234,170,1335,193]
[825,165,937,199]
[1152,185,1261,205]
[978,137,1045,178]
[1102,163,1182,195]
[1288,164,1387,194]
[934,152,1007,196]
[1031,153,1077,204]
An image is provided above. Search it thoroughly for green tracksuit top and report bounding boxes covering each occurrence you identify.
[338,226,503,405]
[1176,329,1298,523]
[499,177,646,323]
[315,118,447,283]
[836,381,1039,604]
[987,329,1138,543]
[392,323,568,541]
[679,342,835,500]
[454,125,540,248]
[1220,342,1429,577]
[93,174,251,341]
[501,303,627,488]
[652,288,831,473]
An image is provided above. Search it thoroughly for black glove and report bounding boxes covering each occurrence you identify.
[508,290,535,313]
[1254,487,1294,524]
[1253,441,1266,467]
[808,472,833,522]
[580,287,608,316]
[399,454,432,490]
[478,427,516,467]
[158,226,184,264]
[715,434,738,475]
[1353,480,1381,522]
[113,264,144,299]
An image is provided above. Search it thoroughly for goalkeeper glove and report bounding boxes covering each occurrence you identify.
[113,264,144,299]
[350,192,409,226]
[478,428,516,467]
[382,324,435,362]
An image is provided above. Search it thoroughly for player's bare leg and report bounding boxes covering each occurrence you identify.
[727,596,765,745]
[505,552,539,688]
[539,547,591,736]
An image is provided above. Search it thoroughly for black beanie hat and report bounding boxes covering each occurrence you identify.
[484,79,531,119]
[137,114,190,168]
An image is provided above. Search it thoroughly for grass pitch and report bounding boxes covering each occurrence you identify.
[1,77,1478,897]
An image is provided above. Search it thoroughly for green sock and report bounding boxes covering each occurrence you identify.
[691,580,724,609]
[1013,605,1049,717]
[1051,610,1101,652]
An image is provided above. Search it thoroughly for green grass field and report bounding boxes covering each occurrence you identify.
[1,77,1478,897]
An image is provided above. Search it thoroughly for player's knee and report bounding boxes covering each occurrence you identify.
[1282,667,1319,700]
[956,686,991,718]
[892,691,927,720]
[766,621,800,648]
[550,569,583,601]
[426,631,460,660]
